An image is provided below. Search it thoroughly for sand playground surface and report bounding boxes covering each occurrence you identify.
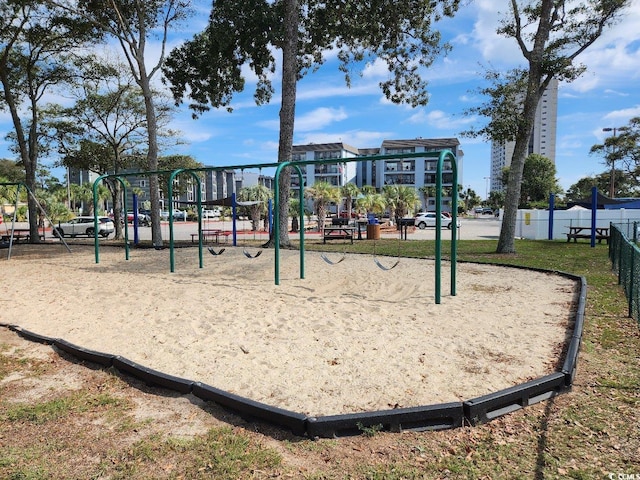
[0,244,579,417]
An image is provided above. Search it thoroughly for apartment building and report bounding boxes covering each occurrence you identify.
[291,137,463,212]
[490,77,558,193]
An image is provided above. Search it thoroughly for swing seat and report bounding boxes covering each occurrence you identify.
[208,247,225,256]
[320,252,346,265]
[374,257,400,271]
[243,248,262,259]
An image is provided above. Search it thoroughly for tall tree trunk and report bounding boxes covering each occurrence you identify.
[497,0,555,253]
[1,70,39,242]
[266,0,298,248]
[139,63,163,248]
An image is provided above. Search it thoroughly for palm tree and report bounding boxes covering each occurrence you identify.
[341,182,360,220]
[305,181,340,235]
[289,197,300,232]
[418,185,435,211]
[384,185,420,227]
[357,191,386,219]
[238,185,272,231]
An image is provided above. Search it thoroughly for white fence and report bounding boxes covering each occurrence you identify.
[515,208,640,240]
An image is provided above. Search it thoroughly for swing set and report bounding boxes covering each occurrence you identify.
[90,149,457,304]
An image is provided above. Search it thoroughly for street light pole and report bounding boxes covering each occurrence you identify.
[483,176,490,202]
[602,127,621,198]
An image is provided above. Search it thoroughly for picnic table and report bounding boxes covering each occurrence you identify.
[1,229,44,243]
[191,229,230,244]
[566,226,610,244]
[323,226,355,244]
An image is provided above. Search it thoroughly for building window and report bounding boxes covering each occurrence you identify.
[314,150,341,160]
[139,179,147,188]
[386,147,415,154]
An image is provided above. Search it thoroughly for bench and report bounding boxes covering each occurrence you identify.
[323,226,354,244]
[566,226,610,244]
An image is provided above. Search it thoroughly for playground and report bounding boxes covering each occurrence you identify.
[2,243,578,417]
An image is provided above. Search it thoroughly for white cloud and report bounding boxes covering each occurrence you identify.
[408,109,477,131]
[603,105,640,123]
[252,106,350,133]
[295,107,348,132]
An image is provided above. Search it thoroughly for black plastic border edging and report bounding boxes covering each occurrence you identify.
[0,267,588,439]
[9,325,57,345]
[112,356,194,394]
[192,382,308,437]
[562,276,587,386]
[53,338,116,368]
[305,402,464,438]
[463,372,568,426]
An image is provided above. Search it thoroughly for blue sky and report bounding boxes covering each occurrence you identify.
[2,0,639,199]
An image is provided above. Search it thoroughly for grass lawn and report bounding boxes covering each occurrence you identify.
[1,239,638,479]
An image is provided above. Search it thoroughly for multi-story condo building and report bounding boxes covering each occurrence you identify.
[292,138,463,212]
[289,142,359,191]
[490,77,558,193]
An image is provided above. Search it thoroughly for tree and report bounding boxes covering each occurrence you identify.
[163,0,460,248]
[589,117,640,197]
[0,159,24,183]
[487,190,506,212]
[460,187,481,212]
[238,185,272,232]
[0,0,99,241]
[566,171,637,201]
[463,0,629,253]
[501,154,562,207]
[155,154,203,201]
[357,190,387,219]
[383,185,420,226]
[53,0,192,248]
[305,181,340,236]
[341,183,360,221]
[42,60,164,239]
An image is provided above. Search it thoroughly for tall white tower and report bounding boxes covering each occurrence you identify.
[489,77,558,193]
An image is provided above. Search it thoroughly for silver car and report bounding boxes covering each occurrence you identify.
[53,216,115,238]
[414,212,460,230]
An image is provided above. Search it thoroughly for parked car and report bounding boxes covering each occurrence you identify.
[125,211,151,226]
[52,216,115,238]
[202,209,221,219]
[414,212,461,230]
[160,209,186,220]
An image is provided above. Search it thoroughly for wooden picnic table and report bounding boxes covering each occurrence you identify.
[323,226,355,244]
[1,228,44,243]
[191,228,229,244]
[566,226,610,244]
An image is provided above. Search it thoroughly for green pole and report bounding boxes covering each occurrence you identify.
[93,176,107,264]
[274,163,284,285]
[445,150,458,297]
[435,154,443,304]
[288,163,305,280]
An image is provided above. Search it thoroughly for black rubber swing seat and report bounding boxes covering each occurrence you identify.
[320,252,346,265]
[243,248,262,259]
[373,257,400,271]
[207,247,225,256]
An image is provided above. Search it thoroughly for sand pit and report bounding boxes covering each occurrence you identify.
[0,244,578,417]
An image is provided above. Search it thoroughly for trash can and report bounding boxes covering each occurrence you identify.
[366,223,381,240]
